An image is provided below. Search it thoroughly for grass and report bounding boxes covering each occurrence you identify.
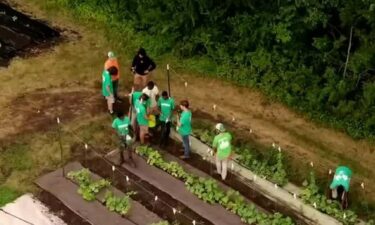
[0,186,20,207]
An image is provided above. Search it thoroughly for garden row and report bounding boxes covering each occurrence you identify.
[181,126,373,225]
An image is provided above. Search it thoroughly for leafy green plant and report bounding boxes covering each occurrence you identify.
[103,191,136,216]
[67,169,111,201]
[300,171,358,225]
[136,146,294,225]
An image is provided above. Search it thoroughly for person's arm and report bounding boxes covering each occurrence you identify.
[145,57,156,73]
[212,136,218,154]
[106,85,112,96]
[131,56,137,74]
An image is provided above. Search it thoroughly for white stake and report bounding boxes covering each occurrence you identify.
[126,176,130,182]
[310,161,314,167]
[112,166,115,171]
[253,175,257,181]
[167,64,170,70]
[213,104,217,111]
[84,144,88,150]
[184,82,188,87]
[56,117,60,124]
[313,202,317,208]
[329,169,332,175]
[278,146,281,152]
[249,129,253,133]
[361,182,365,189]
[343,213,347,219]
[172,208,177,215]
[274,184,278,189]
[272,143,276,148]
[192,220,196,225]
[293,193,297,199]
[154,196,158,201]
[232,117,235,122]
[231,163,234,170]
[37,110,40,113]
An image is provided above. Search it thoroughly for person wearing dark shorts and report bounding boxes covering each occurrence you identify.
[112,111,135,167]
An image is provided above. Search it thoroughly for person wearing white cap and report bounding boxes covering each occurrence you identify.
[212,123,232,180]
[105,51,121,101]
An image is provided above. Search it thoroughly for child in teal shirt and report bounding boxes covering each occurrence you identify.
[112,111,135,166]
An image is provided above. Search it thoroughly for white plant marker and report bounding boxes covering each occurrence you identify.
[56,117,60,124]
[253,175,257,181]
[154,196,158,201]
[310,161,314,167]
[192,220,196,225]
[361,182,365,189]
[37,110,40,113]
[112,166,115,171]
[249,129,253,133]
[167,64,170,70]
[329,169,332,175]
[232,117,235,122]
[12,16,17,21]
[272,143,276,148]
[231,162,234,170]
[184,82,188,87]
[84,144,88,150]
[313,202,317,208]
[343,213,347,219]
[172,208,177,215]
[213,104,217,111]
[278,146,281,152]
[274,184,278,189]
[293,193,297,199]
[207,148,211,153]
[126,176,130,182]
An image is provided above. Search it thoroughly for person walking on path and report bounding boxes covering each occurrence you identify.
[105,51,121,102]
[112,111,135,167]
[142,81,159,114]
[158,91,175,147]
[177,100,192,159]
[131,48,156,87]
[135,93,150,145]
[329,166,352,209]
[212,123,232,180]
[102,66,118,115]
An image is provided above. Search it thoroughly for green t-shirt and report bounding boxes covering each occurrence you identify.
[102,70,113,97]
[112,117,130,136]
[330,166,352,192]
[135,101,148,126]
[158,97,175,122]
[131,91,142,106]
[213,132,232,160]
[178,110,192,136]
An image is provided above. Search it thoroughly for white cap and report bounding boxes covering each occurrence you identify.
[215,123,225,132]
[108,51,115,58]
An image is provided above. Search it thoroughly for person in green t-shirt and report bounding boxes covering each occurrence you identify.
[102,66,118,115]
[177,100,192,159]
[129,84,143,133]
[157,91,175,147]
[112,111,135,166]
[329,166,352,209]
[212,123,232,180]
[135,93,150,144]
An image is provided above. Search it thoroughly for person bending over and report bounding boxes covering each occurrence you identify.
[329,166,352,209]
[212,123,232,180]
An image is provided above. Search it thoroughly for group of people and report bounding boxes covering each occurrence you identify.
[101,48,354,206]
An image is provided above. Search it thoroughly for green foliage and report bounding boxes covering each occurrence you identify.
[300,171,358,225]
[136,146,294,225]
[0,186,20,207]
[103,191,136,216]
[67,169,111,201]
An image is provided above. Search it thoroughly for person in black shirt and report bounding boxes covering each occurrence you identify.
[131,48,156,87]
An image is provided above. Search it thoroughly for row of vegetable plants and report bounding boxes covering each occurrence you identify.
[136,145,294,225]
[192,127,375,225]
[67,169,135,216]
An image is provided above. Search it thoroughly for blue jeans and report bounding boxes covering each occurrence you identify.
[182,135,190,157]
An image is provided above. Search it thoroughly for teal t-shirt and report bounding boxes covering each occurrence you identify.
[330,166,352,192]
[213,132,232,160]
[102,70,113,97]
[131,91,142,106]
[112,117,130,136]
[178,110,192,136]
[135,101,148,126]
[158,97,175,122]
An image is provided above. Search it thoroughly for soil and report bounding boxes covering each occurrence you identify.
[37,190,91,225]
[0,1,60,66]
[83,154,213,225]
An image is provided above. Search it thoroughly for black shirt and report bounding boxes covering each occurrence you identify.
[132,55,156,75]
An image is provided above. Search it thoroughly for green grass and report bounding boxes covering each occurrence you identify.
[0,186,20,207]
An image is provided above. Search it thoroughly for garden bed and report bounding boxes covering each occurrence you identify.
[35,162,162,225]
[169,129,342,225]
[0,2,60,66]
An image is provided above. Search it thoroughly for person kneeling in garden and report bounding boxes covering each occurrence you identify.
[212,123,232,180]
[329,166,352,209]
[112,111,136,167]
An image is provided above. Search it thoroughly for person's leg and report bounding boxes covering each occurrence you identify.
[159,121,166,146]
[216,154,222,174]
[106,96,114,113]
[140,126,145,144]
[182,135,190,158]
[165,121,171,146]
[141,75,148,87]
[221,158,228,180]
[118,135,126,165]
[112,80,119,100]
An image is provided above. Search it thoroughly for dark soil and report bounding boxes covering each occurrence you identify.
[83,154,212,225]
[0,2,60,66]
[37,190,92,225]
